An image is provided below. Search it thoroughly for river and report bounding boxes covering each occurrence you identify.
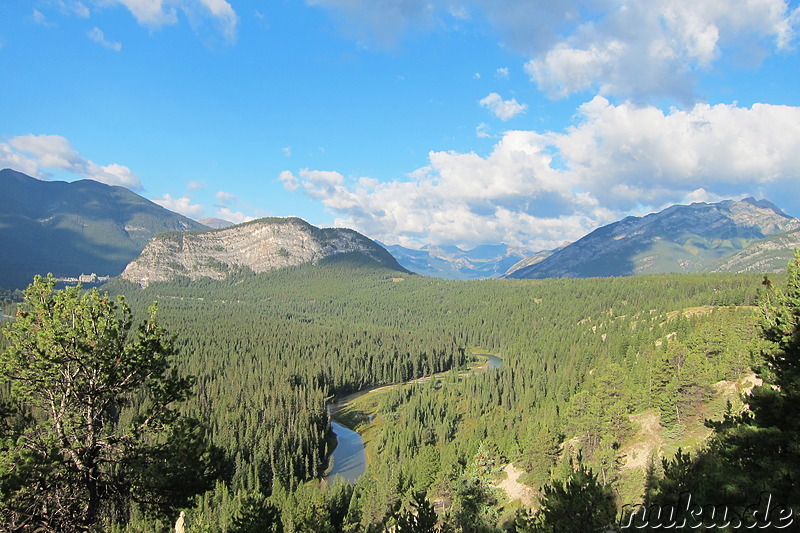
[325,353,502,483]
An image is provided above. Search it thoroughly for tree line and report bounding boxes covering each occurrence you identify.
[2,251,793,531]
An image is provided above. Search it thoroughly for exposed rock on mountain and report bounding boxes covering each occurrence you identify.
[507,198,799,279]
[122,217,408,286]
[0,168,206,288]
[709,228,800,274]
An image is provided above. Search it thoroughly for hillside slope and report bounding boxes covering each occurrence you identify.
[508,198,799,279]
[121,217,409,286]
[709,228,800,273]
[0,168,206,288]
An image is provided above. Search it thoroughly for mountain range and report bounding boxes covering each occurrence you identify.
[380,243,531,280]
[3,168,800,287]
[0,169,206,289]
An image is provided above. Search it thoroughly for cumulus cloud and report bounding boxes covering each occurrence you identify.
[1,134,142,189]
[475,123,491,138]
[216,207,254,224]
[283,99,800,250]
[212,190,255,223]
[311,0,798,102]
[479,93,527,120]
[279,170,300,191]
[553,97,800,208]
[215,190,236,204]
[152,193,204,217]
[75,0,238,43]
[524,0,799,101]
[87,26,122,51]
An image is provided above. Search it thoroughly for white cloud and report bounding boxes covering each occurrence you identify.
[216,207,253,224]
[523,0,798,101]
[152,193,204,217]
[681,188,736,205]
[495,67,510,79]
[552,97,800,208]
[32,9,52,26]
[87,26,122,51]
[215,190,237,204]
[187,180,206,190]
[311,0,798,102]
[1,134,142,189]
[279,170,299,191]
[284,99,800,249]
[479,92,527,120]
[65,1,91,18]
[111,0,178,27]
[86,0,238,43]
[197,0,238,42]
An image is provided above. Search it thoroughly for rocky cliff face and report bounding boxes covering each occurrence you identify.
[121,217,406,286]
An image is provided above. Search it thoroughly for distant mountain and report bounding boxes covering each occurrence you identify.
[503,248,559,277]
[122,217,409,286]
[382,243,531,280]
[507,198,800,279]
[0,168,207,289]
[197,217,234,229]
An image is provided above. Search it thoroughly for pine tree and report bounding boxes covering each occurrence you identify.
[0,276,222,531]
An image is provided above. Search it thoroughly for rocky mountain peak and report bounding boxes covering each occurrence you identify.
[121,217,406,286]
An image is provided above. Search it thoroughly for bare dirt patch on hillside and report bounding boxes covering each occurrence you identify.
[622,411,664,471]
[494,463,535,507]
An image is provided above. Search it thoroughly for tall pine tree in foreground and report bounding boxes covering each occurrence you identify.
[0,275,222,532]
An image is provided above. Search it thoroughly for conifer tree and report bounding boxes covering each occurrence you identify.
[0,276,222,531]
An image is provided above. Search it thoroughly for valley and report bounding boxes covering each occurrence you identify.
[2,171,800,531]
[95,260,771,530]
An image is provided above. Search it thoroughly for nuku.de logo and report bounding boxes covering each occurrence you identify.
[620,492,793,529]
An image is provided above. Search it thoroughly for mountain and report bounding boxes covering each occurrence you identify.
[507,198,800,279]
[503,248,559,277]
[121,217,409,286]
[382,242,531,280]
[709,227,800,274]
[0,169,206,289]
[197,217,234,229]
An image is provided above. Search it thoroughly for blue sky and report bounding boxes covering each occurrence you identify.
[2,0,799,251]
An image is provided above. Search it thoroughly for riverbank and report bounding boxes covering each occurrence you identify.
[324,351,502,483]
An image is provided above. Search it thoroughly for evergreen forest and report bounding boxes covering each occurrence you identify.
[2,252,798,531]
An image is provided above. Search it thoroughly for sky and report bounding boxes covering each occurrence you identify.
[1,0,800,252]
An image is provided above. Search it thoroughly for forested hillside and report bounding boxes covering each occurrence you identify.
[0,169,206,289]
[71,253,774,531]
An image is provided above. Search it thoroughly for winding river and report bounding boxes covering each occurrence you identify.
[325,353,502,483]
